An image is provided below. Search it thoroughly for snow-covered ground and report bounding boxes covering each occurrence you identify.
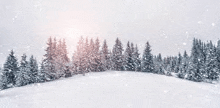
[0,71,219,108]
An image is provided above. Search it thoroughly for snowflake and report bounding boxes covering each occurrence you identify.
[198,21,202,24]
[212,23,215,26]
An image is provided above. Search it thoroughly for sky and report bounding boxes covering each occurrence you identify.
[0,0,220,66]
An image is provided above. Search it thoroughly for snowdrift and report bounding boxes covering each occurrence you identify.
[0,71,219,108]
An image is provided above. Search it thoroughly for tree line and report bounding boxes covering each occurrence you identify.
[0,37,219,90]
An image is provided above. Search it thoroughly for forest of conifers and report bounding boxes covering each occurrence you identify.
[0,37,219,90]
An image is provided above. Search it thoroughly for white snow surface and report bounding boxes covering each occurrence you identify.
[0,71,219,108]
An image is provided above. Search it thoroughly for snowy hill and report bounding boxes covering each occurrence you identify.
[0,71,219,108]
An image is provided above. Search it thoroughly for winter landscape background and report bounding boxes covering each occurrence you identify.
[1,0,220,65]
[0,0,220,108]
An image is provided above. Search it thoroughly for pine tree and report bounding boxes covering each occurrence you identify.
[37,61,46,83]
[16,54,30,86]
[205,41,219,81]
[198,40,206,80]
[124,41,134,71]
[101,40,111,71]
[84,37,90,73]
[132,44,141,71]
[94,38,102,72]
[175,53,182,73]
[55,39,63,78]
[28,55,38,84]
[187,38,203,82]
[178,51,189,78]
[73,36,86,75]
[89,38,96,72]
[3,50,19,88]
[154,53,164,74]
[109,50,114,70]
[112,38,124,71]
[141,42,154,72]
[62,39,70,63]
[54,38,70,78]
[43,37,56,81]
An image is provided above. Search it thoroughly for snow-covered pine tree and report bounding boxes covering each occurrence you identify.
[54,38,70,78]
[130,42,135,71]
[170,57,177,72]
[175,53,182,73]
[154,53,164,74]
[88,38,96,72]
[178,50,189,78]
[84,37,90,73]
[28,55,38,84]
[132,44,141,72]
[112,38,124,71]
[205,41,219,81]
[187,38,203,82]
[141,42,154,72]
[101,40,111,71]
[74,36,86,75]
[62,39,70,63]
[37,60,46,83]
[109,50,114,70]
[197,39,206,80]
[130,43,134,55]
[165,56,175,76]
[163,57,169,72]
[94,38,102,72]
[55,39,63,78]
[3,50,19,88]
[124,41,134,71]
[43,37,56,81]
[16,54,30,87]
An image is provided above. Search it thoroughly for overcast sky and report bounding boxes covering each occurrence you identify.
[0,0,220,66]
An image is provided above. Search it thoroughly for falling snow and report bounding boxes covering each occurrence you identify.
[212,23,215,26]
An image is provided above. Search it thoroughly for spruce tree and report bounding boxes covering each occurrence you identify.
[73,36,85,75]
[37,61,46,83]
[43,37,56,81]
[133,44,141,71]
[175,53,182,73]
[101,40,111,71]
[178,51,189,78]
[141,42,154,72]
[62,39,70,63]
[89,38,96,72]
[154,53,164,74]
[3,50,19,88]
[29,55,38,84]
[205,41,219,81]
[16,54,30,86]
[187,38,203,82]
[112,38,124,71]
[84,37,90,73]
[55,39,70,78]
[124,41,134,71]
[55,39,63,78]
[94,38,102,71]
